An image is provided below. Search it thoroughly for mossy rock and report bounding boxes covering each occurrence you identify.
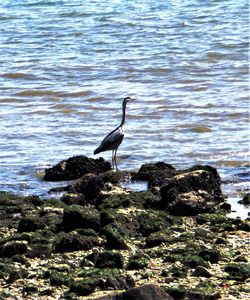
[44,155,111,181]
[238,193,250,205]
[53,232,100,253]
[102,223,131,250]
[84,251,124,269]
[196,213,228,225]
[224,263,250,281]
[127,252,150,270]
[97,191,157,210]
[49,270,72,286]
[138,210,170,237]
[0,241,28,258]
[59,205,100,232]
[69,278,100,296]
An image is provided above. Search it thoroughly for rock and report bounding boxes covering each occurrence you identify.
[17,216,46,233]
[69,279,100,296]
[95,284,174,300]
[145,232,169,248]
[199,248,220,264]
[133,162,177,188]
[238,193,250,205]
[61,193,86,205]
[59,205,100,232]
[49,270,72,286]
[138,211,169,236]
[97,189,158,210]
[102,223,131,250]
[0,240,28,257]
[53,232,100,253]
[103,274,135,290]
[168,191,214,216]
[160,168,222,215]
[44,155,111,181]
[84,251,124,269]
[68,174,108,204]
[7,268,28,284]
[192,266,212,278]
[127,252,149,270]
[224,263,250,281]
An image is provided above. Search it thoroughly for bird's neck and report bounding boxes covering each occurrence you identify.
[120,101,127,127]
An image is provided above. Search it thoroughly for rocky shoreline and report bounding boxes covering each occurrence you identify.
[0,156,249,299]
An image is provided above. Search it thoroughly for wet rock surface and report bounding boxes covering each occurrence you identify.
[0,158,249,299]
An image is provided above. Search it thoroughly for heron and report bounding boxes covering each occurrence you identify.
[94,96,133,169]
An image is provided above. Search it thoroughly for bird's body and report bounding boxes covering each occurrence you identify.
[94,97,133,169]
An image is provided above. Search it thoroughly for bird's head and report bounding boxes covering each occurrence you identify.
[123,96,135,103]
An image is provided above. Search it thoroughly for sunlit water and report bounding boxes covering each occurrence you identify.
[0,0,249,218]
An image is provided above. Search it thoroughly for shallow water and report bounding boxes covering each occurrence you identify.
[0,0,249,218]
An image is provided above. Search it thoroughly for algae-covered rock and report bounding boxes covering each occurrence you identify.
[17,216,46,233]
[102,223,131,250]
[127,252,150,270]
[59,205,100,232]
[44,155,111,181]
[159,168,222,215]
[49,269,72,286]
[238,193,250,205]
[224,263,250,281]
[84,251,124,269]
[0,240,28,258]
[96,284,173,300]
[53,232,100,253]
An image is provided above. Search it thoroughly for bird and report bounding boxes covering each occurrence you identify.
[94,96,133,169]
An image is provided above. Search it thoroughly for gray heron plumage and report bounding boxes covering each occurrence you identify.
[94,97,133,169]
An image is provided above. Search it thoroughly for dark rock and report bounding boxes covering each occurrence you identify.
[69,279,101,296]
[100,211,115,226]
[145,232,169,248]
[53,232,99,253]
[102,223,131,250]
[138,211,169,236]
[127,252,149,270]
[7,268,28,284]
[160,168,222,215]
[234,255,248,262]
[0,241,27,258]
[61,193,86,205]
[68,174,108,204]
[27,243,52,258]
[0,262,14,279]
[224,263,250,281]
[133,162,177,188]
[169,191,214,216]
[133,162,176,181]
[199,248,220,263]
[104,274,135,290]
[22,285,38,294]
[44,155,111,181]
[49,270,72,286]
[59,205,100,232]
[97,190,157,210]
[192,266,212,278]
[17,216,46,233]
[96,284,171,300]
[238,193,250,205]
[84,251,124,269]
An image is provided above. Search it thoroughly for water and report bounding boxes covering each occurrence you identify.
[0,0,249,217]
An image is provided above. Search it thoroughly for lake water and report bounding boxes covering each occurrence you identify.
[0,0,249,218]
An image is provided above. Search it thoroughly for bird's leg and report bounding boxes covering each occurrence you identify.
[111,150,114,170]
[114,149,118,170]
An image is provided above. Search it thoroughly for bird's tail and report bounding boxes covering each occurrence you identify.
[94,147,101,155]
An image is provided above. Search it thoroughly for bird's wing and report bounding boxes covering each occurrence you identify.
[101,126,124,146]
